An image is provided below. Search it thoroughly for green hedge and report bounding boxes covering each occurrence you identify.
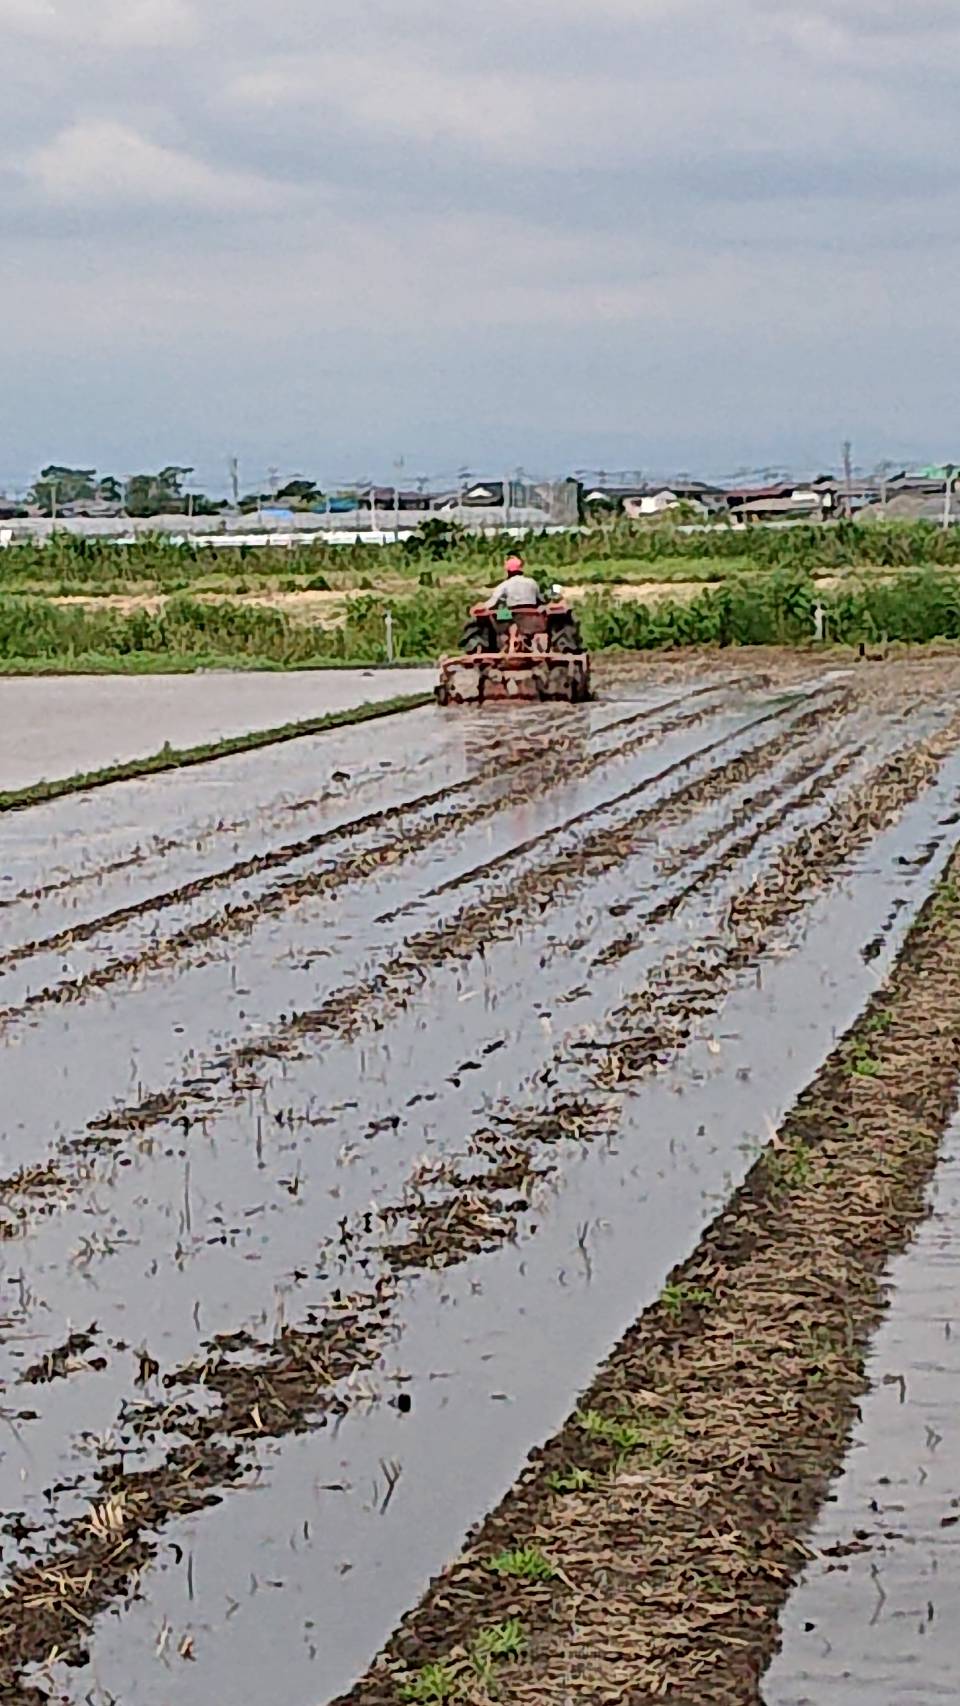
[7,519,960,597]
[4,570,960,668]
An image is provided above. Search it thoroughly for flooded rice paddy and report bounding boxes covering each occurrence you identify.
[3,654,960,1704]
[0,670,434,791]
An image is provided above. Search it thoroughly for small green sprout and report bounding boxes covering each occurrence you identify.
[489,1546,555,1582]
[399,1662,460,1703]
[662,1281,714,1319]
[547,1465,596,1494]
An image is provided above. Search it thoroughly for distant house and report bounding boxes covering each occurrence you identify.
[858,492,956,523]
[355,487,433,512]
[583,479,724,518]
[434,481,505,510]
[724,482,837,524]
[623,490,678,517]
[57,496,125,519]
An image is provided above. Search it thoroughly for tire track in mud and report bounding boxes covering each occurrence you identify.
[1,692,713,930]
[389,689,846,914]
[0,687,731,1007]
[0,692,924,1249]
[1,705,958,1702]
[67,691,849,1144]
[329,855,960,1706]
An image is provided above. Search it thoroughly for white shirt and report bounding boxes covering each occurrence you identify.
[484,575,543,609]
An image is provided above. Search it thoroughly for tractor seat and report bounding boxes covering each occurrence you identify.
[499,606,548,633]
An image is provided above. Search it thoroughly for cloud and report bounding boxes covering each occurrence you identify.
[226,54,598,163]
[23,120,296,213]
[1,0,959,484]
[0,0,198,46]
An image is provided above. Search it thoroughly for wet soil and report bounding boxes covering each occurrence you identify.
[763,1126,960,1706]
[329,844,960,1706]
[3,655,960,1706]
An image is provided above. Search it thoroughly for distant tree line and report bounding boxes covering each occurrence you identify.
[27,467,329,518]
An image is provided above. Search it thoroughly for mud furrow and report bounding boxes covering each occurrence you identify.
[1,687,957,1700]
[70,699,846,1143]
[0,712,952,1700]
[1,691,713,943]
[403,690,845,912]
[593,724,960,1083]
[595,742,864,959]
[328,847,960,1706]
[0,735,543,969]
[0,690,730,1008]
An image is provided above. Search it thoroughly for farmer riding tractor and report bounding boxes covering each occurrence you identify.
[436,555,591,706]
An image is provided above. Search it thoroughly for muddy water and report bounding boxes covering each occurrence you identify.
[3,661,960,1706]
[0,688,804,1145]
[764,1124,960,1706]
[32,777,960,1706]
[0,670,436,791]
[0,695,667,962]
[39,784,960,1706]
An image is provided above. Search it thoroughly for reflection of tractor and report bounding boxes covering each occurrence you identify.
[436,598,592,705]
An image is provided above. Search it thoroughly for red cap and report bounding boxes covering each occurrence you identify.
[504,555,525,574]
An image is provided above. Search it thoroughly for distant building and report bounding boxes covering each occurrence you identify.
[583,479,724,518]
[57,496,125,519]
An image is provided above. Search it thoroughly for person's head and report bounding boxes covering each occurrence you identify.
[504,554,525,576]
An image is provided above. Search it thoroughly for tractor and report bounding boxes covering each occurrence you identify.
[436,595,591,706]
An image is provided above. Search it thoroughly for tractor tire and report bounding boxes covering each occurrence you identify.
[550,621,585,655]
[460,619,488,655]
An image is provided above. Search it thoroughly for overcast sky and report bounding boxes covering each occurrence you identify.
[1,0,957,492]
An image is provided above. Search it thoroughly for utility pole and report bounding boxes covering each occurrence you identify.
[875,459,895,519]
[50,479,58,522]
[943,467,956,532]
[393,455,404,540]
[842,441,854,520]
[457,465,470,531]
[228,456,240,509]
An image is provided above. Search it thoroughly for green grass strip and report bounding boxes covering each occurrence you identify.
[0,654,436,676]
[0,690,432,814]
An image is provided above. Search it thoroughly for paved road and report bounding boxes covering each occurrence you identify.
[0,669,434,790]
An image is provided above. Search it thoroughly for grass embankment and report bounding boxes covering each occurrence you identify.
[0,692,431,814]
[7,564,960,672]
[334,855,960,1705]
[6,520,960,600]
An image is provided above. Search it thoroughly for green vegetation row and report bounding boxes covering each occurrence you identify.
[0,693,431,813]
[6,519,960,597]
[7,568,960,670]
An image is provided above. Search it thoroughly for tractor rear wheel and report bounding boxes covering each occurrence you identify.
[460,619,487,655]
[550,620,585,654]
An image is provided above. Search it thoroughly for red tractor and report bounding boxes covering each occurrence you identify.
[436,597,591,706]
